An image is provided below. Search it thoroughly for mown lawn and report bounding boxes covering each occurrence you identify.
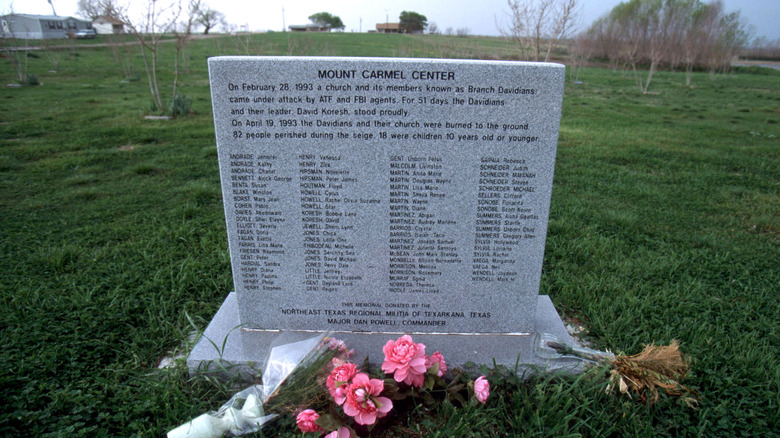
[1,33,778,436]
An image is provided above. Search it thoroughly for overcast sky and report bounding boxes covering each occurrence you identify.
[2,0,778,41]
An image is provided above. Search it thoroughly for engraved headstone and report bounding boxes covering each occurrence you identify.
[189,57,578,374]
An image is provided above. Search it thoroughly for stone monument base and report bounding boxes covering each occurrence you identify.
[187,293,581,378]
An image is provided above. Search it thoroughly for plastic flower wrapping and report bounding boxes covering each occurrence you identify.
[168,333,337,438]
[168,332,490,438]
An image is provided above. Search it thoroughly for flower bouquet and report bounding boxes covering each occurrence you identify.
[301,334,491,437]
[168,333,490,438]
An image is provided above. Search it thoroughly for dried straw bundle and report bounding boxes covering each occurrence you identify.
[535,334,698,406]
[607,340,698,406]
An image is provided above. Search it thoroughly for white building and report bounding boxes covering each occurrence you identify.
[92,15,125,35]
[0,14,93,39]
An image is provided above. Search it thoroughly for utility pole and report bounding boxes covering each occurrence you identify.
[48,0,57,16]
[282,7,286,32]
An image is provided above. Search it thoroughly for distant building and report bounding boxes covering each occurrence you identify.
[92,15,125,35]
[0,14,93,39]
[288,24,330,32]
[376,23,401,33]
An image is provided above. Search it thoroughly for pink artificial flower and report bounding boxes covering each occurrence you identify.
[425,351,447,377]
[324,426,352,438]
[295,409,323,433]
[474,375,490,404]
[326,362,358,405]
[324,337,355,357]
[381,335,427,387]
[342,373,393,425]
[325,337,347,351]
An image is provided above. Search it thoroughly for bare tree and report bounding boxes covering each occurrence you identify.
[1,38,27,85]
[1,6,33,84]
[680,0,712,85]
[77,0,120,20]
[456,27,471,37]
[39,37,67,71]
[195,6,223,34]
[500,0,542,60]
[118,0,193,114]
[662,0,694,71]
[225,24,256,55]
[544,0,578,61]
[581,14,621,69]
[172,0,201,102]
[75,0,136,79]
[712,5,751,73]
[640,0,666,93]
[570,32,593,82]
[500,0,579,62]
[106,32,137,78]
[607,0,648,88]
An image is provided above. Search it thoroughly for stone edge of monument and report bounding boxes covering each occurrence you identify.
[187,292,583,377]
[208,55,566,68]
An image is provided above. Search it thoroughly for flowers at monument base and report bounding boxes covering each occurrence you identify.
[169,332,698,437]
[167,333,491,438]
[299,334,490,436]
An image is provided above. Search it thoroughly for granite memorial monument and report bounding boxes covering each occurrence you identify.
[188,56,578,374]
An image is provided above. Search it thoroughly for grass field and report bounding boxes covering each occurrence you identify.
[1,32,778,437]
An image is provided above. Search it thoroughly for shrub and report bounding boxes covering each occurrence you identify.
[169,94,192,117]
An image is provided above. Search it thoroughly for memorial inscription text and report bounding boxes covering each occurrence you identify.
[211,58,562,333]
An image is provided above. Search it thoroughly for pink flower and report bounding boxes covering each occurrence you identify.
[342,373,393,425]
[295,409,323,433]
[324,426,352,438]
[474,376,490,403]
[381,335,427,387]
[425,351,447,377]
[325,337,346,351]
[326,362,358,405]
[324,337,355,358]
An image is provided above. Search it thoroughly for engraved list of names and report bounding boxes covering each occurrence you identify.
[209,57,564,334]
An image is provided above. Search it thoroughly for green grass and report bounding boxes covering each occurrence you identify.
[1,33,779,437]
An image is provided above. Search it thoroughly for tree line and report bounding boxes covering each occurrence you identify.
[498,0,758,91]
[577,0,751,91]
[69,0,760,102]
